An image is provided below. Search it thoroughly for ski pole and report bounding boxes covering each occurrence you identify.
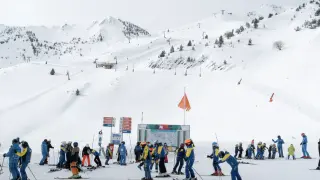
[192,167,204,180]
[28,166,38,180]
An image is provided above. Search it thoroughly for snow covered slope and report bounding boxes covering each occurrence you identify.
[1,0,320,157]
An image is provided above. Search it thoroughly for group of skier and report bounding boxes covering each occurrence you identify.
[234,133,312,161]
[134,139,196,180]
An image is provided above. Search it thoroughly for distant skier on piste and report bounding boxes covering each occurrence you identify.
[268,144,272,159]
[105,144,112,165]
[218,151,242,180]
[184,139,197,180]
[91,149,102,167]
[150,141,159,172]
[65,141,73,169]
[207,142,224,176]
[3,139,21,180]
[300,133,311,159]
[45,139,54,164]
[271,144,277,159]
[272,135,285,158]
[172,143,185,175]
[140,142,152,180]
[234,144,239,158]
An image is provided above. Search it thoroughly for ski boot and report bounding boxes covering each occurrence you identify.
[306,156,312,159]
[178,171,184,175]
[191,178,197,180]
[218,170,224,176]
[316,167,320,170]
[69,174,81,179]
[171,170,178,174]
[137,165,142,170]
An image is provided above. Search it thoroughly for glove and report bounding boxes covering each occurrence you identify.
[3,154,6,157]
[300,143,302,145]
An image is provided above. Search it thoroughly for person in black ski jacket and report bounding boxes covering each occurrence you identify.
[65,142,73,169]
[81,144,91,167]
[172,143,186,175]
[268,145,272,159]
[234,144,239,158]
[45,140,54,164]
[134,142,142,163]
[238,143,243,158]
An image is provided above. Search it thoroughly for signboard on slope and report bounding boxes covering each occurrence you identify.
[120,117,132,133]
[112,133,122,145]
[103,117,116,127]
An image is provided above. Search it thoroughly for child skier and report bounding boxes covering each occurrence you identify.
[272,135,285,158]
[140,142,152,180]
[150,141,159,172]
[16,141,32,180]
[218,151,242,180]
[271,144,277,159]
[172,143,185,175]
[238,143,243,158]
[105,144,112,165]
[268,144,272,159]
[255,142,262,160]
[57,141,66,168]
[82,144,91,167]
[234,144,239,158]
[91,149,102,167]
[288,144,296,160]
[207,142,224,176]
[184,139,197,180]
[134,142,142,163]
[155,142,169,177]
[70,142,81,179]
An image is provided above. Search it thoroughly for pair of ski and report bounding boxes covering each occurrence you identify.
[238,161,257,165]
[54,177,89,179]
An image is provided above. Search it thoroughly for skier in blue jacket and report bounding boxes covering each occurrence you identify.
[272,135,285,158]
[40,139,48,165]
[57,141,66,168]
[16,141,32,180]
[219,151,242,180]
[207,142,224,176]
[3,139,21,180]
[172,143,185,175]
[301,133,311,159]
[119,141,127,165]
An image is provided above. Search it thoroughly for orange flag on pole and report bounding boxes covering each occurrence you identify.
[178,93,191,111]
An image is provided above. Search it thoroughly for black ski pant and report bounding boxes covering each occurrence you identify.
[173,157,184,173]
[159,157,167,173]
[268,152,272,159]
[135,152,141,162]
[238,151,243,158]
[94,156,102,167]
[318,159,320,167]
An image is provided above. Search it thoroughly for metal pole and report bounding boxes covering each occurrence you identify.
[141,112,144,124]
[184,87,186,125]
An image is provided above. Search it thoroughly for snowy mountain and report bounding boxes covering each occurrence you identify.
[1,0,320,157]
[0,16,150,68]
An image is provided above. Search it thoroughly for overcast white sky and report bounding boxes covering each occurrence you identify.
[0,0,303,32]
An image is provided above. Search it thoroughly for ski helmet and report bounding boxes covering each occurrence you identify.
[61,141,66,145]
[218,151,225,158]
[180,143,185,148]
[22,141,29,148]
[212,142,218,147]
[12,139,18,144]
[68,141,72,144]
[184,139,191,145]
[140,142,147,146]
[85,144,89,147]
[301,133,305,136]
[121,141,125,144]
[73,142,78,147]
[277,135,281,138]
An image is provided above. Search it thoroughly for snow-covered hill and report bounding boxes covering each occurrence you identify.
[1,0,320,157]
[0,16,150,68]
